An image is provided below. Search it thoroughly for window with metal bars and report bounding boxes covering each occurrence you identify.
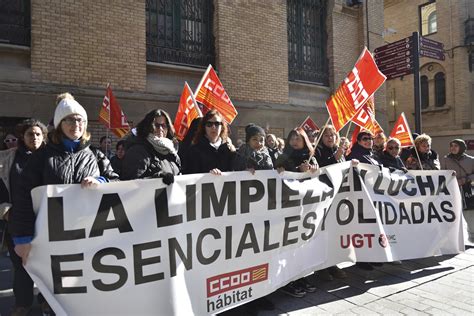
[421,75,429,109]
[146,0,215,68]
[287,0,328,85]
[0,0,30,46]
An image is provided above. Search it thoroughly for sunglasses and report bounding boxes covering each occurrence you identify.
[387,146,399,150]
[361,137,373,141]
[205,121,222,128]
[4,138,17,143]
[63,117,86,125]
[154,123,168,129]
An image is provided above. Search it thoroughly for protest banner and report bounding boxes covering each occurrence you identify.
[25,163,463,315]
[98,84,130,138]
[173,82,203,141]
[326,48,386,132]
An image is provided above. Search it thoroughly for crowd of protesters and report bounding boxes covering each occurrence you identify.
[0,93,473,315]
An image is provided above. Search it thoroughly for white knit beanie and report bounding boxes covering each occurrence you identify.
[53,98,88,128]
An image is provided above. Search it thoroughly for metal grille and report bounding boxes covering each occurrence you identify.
[287,0,328,85]
[146,0,215,67]
[0,0,30,46]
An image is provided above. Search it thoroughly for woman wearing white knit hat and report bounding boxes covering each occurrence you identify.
[8,93,118,314]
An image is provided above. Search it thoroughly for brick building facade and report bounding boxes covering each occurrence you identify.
[383,0,474,156]
[0,0,384,148]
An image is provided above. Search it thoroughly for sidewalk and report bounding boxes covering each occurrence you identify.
[1,235,473,315]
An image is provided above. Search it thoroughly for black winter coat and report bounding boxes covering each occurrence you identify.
[120,138,181,180]
[9,140,118,237]
[185,137,235,174]
[346,143,380,166]
[275,147,317,172]
[377,151,407,171]
[315,144,344,167]
[233,144,273,171]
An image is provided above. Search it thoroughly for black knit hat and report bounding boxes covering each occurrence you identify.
[450,139,467,154]
[245,123,265,142]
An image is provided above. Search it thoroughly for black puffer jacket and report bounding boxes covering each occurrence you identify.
[346,143,380,166]
[233,144,273,171]
[9,140,118,237]
[315,144,344,167]
[404,148,440,170]
[275,147,317,172]
[377,151,407,171]
[120,138,180,180]
[185,137,235,174]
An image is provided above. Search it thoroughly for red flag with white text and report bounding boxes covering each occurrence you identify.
[326,47,386,132]
[99,84,130,138]
[299,116,320,136]
[174,82,203,141]
[194,65,238,124]
[389,112,414,148]
[351,96,384,135]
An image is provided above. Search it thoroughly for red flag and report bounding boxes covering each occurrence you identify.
[299,116,320,136]
[389,112,414,148]
[99,84,130,138]
[326,47,386,132]
[351,96,384,135]
[174,82,203,141]
[194,65,238,124]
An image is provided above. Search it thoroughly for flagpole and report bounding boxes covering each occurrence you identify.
[106,83,111,155]
[344,122,353,139]
[309,117,331,161]
[413,146,424,171]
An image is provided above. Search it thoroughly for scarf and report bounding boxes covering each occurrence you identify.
[146,134,176,156]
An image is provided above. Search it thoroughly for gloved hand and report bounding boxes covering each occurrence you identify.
[162,172,174,185]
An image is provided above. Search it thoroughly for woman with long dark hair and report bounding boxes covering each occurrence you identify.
[185,109,235,175]
[0,119,47,315]
[120,109,180,183]
[275,127,318,298]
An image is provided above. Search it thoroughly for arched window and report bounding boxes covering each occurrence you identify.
[0,0,30,46]
[434,72,446,107]
[428,11,437,34]
[146,0,215,67]
[421,75,429,109]
[288,0,328,85]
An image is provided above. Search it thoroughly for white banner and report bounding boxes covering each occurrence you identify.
[24,162,464,315]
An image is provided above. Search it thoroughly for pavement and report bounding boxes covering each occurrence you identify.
[0,222,473,316]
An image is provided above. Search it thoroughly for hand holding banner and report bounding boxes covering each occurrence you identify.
[326,47,386,132]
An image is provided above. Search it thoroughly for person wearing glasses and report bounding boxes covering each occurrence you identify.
[120,109,180,184]
[0,119,47,316]
[346,130,380,166]
[9,93,118,315]
[3,133,18,150]
[377,138,407,172]
[346,130,382,271]
[185,109,235,175]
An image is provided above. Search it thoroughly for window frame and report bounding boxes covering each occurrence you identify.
[145,0,215,68]
[287,0,328,85]
[419,1,437,37]
[0,0,30,46]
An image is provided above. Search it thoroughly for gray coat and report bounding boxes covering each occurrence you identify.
[442,154,474,210]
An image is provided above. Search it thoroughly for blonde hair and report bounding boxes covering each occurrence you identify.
[321,124,340,147]
[414,133,431,148]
